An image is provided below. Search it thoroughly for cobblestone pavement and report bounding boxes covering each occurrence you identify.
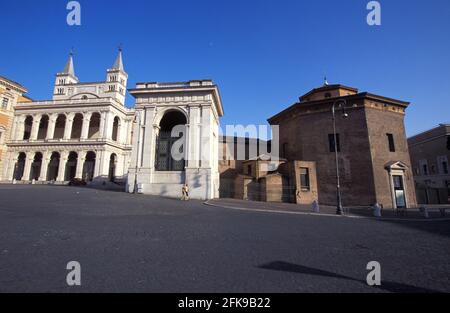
[0,185,449,293]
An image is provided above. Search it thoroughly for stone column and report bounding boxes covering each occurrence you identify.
[75,151,86,179]
[23,154,33,181]
[64,113,75,140]
[13,117,24,140]
[30,115,41,141]
[39,152,50,181]
[94,150,102,178]
[104,112,113,140]
[46,114,58,140]
[57,151,69,182]
[99,111,107,139]
[5,153,17,180]
[187,107,201,168]
[81,113,92,140]
[142,108,155,168]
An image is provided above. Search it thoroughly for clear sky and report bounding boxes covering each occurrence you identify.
[1,0,449,137]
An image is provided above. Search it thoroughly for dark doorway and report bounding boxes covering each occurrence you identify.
[393,175,406,208]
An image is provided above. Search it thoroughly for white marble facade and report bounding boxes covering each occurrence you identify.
[1,50,134,184]
[1,51,225,200]
[127,81,224,200]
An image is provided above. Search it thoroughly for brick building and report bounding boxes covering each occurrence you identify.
[408,124,450,204]
[268,83,417,208]
[0,76,30,180]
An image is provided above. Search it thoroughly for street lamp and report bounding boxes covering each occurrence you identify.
[133,111,141,194]
[332,99,349,215]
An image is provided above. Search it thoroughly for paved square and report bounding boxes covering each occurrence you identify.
[0,185,449,293]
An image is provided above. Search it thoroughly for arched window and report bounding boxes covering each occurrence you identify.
[155,110,187,171]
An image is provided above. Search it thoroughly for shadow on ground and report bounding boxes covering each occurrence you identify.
[258,261,441,293]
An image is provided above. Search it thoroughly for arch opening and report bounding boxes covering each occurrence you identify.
[155,110,187,172]
[65,152,78,181]
[47,152,60,181]
[71,114,83,139]
[54,115,66,139]
[82,151,96,182]
[23,116,33,140]
[88,113,101,139]
[37,115,49,140]
[108,153,117,182]
[30,152,43,180]
[13,152,26,180]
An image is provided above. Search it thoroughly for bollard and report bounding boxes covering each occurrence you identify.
[31,179,36,185]
[420,206,429,219]
[12,178,17,185]
[312,200,320,213]
[373,203,382,217]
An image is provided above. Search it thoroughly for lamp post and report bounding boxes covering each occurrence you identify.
[332,99,349,215]
[133,111,141,194]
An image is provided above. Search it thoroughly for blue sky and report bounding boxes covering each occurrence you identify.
[1,0,449,137]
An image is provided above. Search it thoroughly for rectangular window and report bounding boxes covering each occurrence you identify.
[328,134,340,152]
[387,133,396,152]
[423,164,428,175]
[443,161,449,174]
[247,165,252,176]
[1,97,9,109]
[300,168,310,191]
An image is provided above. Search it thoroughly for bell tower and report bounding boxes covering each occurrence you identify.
[53,51,79,100]
[106,47,128,105]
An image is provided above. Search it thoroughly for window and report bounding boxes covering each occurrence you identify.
[300,167,310,191]
[247,165,252,176]
[328,134,340,152]
[443,161,449,174]
[324,92,331,98]
[423,164,428,175]
[447,136,450,151]
[1,97,9,110]
[387,133,396,152]
[57,88,64,95]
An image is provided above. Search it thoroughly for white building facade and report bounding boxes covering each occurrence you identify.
[127,80,224,200]
[1,50,134,184]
